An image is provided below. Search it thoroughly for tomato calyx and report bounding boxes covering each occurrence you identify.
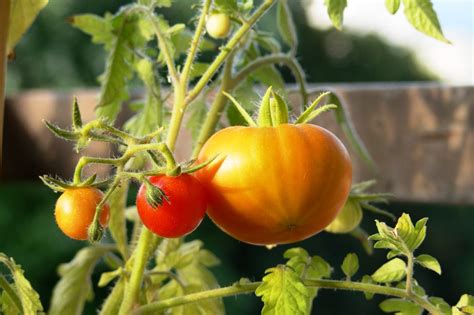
[223,86,339,128]
[143,177,170,209]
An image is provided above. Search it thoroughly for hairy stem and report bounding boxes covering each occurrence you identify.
[185,0,277,106]
[180,0,212,89]
[191,51,235,158]
[133,278,442,315]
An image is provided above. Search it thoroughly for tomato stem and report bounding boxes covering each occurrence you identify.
[132,278,442,315]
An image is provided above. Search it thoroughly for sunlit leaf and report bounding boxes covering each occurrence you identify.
[402,0,450,43]
[324,0,347,30]
[371,258,407,283]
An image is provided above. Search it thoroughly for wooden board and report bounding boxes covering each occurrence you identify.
[2,84,473,204]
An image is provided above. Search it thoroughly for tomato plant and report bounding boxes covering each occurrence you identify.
[136,174,208,238]
[1,0,471,315]
[55,187,110,240]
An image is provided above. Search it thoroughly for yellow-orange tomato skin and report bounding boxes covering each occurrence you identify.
[196,124,352,245]
[55,188,110,240]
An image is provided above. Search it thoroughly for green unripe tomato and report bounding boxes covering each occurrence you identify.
[206,13,231,39]
[325,199,362,234]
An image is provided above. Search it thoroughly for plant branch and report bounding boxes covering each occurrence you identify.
[184,0,277,106]
[180,0,212,89]
[191,51,235,158]
[133,278,442,315]
[231,53,308,108]
[73,157,122,184]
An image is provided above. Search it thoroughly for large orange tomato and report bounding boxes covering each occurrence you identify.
[196,123,352,245]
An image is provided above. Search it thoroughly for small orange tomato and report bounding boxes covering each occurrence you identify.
[55,187,110,240]
[196,124,352,245]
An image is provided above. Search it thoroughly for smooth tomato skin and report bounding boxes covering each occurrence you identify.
[196,124,352,245]
[55,188,110,240]
[206,13,231,39]
[136,174,208,238]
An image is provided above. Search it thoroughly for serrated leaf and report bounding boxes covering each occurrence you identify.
[215,0,238,13]
[396,213,427,251]
[361,275,375,300]
[256,266,309,315]
[341,253,359,279]
[284,247,309,275]
[416,254,441,275]
[0,254,43,315]
[49,246,112,315]
[324,0,347,30]
[453,295,474,315]
[186,99,208,143]
[379,298,422,315]
[106,184,128,259]
[428,297,451,314]
[70,14,114,47]
[125,58,162,137]
[0,287,19,315]
[402,0,450,43]
[7,0,49,54]
[385,0,401,14]
[277,0,297,49]
[371,258,407,283]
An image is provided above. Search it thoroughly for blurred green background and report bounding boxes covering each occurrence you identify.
[1,0,472,314]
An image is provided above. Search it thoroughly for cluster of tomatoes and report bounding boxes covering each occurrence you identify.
[55,123,352,245]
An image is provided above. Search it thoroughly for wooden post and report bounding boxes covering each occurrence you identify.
[0,0,11,177]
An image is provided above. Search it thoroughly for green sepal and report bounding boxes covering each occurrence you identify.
[270,90,289,125]
[79,174,97,187]
[43,120,79,141]
[144,177,169,208]
[88,220,105,243]
[257,87,273,127]
[182,156,218,174]
[89,177,114,189]
[223,92,256,127]
[296,91,331,124]
[72,97,83,130]
[39,175,74,192]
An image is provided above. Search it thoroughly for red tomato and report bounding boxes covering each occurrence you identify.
[55,187,110,240]
[136,174,208,238]
[196,124,352,245]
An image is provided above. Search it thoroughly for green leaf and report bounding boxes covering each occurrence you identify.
[371,258,407,283]
[428,297,451,314]
[324,0,347,30]
[277,0,298,50]
[361,275,375,300]
[284,247,310,275]
[138,0,172,7]
[49,246,113,315]
[379,298,422,315]
[189,62,212,80]
[96,15,135,121]
[0,287,19,315]
[0,254,43,315]
[98,268,122,288]
[215,0,238,13]
[416,254,441,275]
[341,253,359,279]
[7,0,48,54]
[256,33,281,53]
[256,266,309,315]
[395,213,427,251]
[106,184,128,260]
[331,93,376,170]
[453,295,474,315]
[70,14,114,47]
[296,92,330,124]
[385,0,401,14]
[402,0,450,43]
[186,99,208,143]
